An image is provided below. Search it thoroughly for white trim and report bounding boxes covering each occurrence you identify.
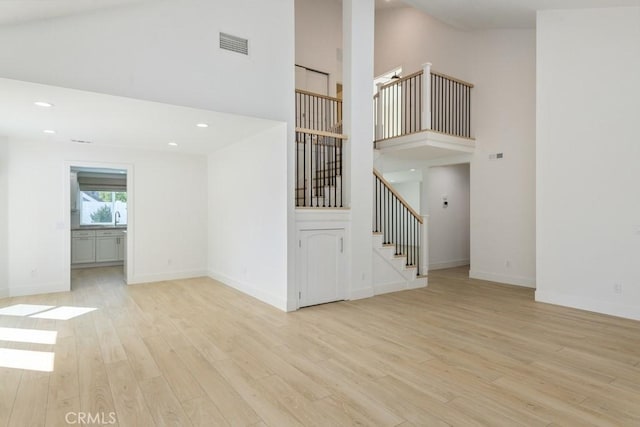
[535,290,640,322]
[376,130,475,154]
[469,269,536,288]
[9,282,68,297]
[348,287,375,300]
[408,277,428,289]
[127,270,207,285]
[208,271,288,312]
[374,281,409,295]
[429,259,469,270]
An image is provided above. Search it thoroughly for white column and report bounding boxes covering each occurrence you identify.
[421,62,432,131]
[419,166,430,275]
[375,82,384,141]
[420,215,429,276]
[343,0,375,299]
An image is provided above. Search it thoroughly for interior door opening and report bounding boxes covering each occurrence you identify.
[67,163,133,290]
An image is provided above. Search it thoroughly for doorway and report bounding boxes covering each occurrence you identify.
[426,163,470,272]
[295,64,329,95]
[65,162,133,290]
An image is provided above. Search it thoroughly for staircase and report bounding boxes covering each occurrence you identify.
[372,169,427,294]
[293,62,473,296]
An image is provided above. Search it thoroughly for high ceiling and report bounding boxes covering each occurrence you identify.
[0,0,636,29]
[402,0,640,30]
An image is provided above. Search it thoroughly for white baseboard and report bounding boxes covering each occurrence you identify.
[374,278,428,295]
[429,259,470,271]
[469,269,536,288]
[9,282,69,297]
[408,276,428,289]
[128,270,207,285]
[374,281,409,296]
[535,290,640,321]
[208,271,287,312]
[349,287,374,300]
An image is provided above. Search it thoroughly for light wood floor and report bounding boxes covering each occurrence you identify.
[1,266,639,426]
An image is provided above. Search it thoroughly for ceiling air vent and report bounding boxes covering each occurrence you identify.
[219,32,248,55]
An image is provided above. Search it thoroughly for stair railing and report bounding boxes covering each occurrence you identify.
[296,128,346,208]
[373,169,424,275]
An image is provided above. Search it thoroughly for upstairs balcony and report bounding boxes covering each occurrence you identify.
[374,63,475,155]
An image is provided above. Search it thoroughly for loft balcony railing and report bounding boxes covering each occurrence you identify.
[374,63,473,143]
[295,89,343,134]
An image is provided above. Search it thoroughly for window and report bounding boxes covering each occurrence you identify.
[80,191,127,226]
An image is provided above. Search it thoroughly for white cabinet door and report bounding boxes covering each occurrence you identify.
[116,236,125,261]
[298,229,346,308]
[72,237,95,264]
[96,237,118,262]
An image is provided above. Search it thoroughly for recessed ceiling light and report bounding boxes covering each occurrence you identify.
[410,168,416,172]
[389,179,396,183]
[43,129,56,134]
[34,101,53,108]
[196,123,209,128]
[168,142,178,146]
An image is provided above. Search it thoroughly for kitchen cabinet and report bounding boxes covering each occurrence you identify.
[95,230,125,263]
[71,229,126,265]
[117,235,125,261]
[71,230,96,264]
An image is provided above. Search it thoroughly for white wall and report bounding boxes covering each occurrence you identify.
[5,140,208,296]
[427,164,470,270]
[391,181,420,213]
[295,0,342,97]
[375,7,470,80]
[208,124,289,311]
[536,7,640,320]
[0,137,8,297]
[468,30,537,287]
[0,0,294,123]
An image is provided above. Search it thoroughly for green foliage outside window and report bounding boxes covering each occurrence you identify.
[90,205,113,223]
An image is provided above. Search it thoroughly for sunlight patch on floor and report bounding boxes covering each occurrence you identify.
[30,306,96,320]
[0,304,55,316]
[0,348,55,372]
[0,327,57,345]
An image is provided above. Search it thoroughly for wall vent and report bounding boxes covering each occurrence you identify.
[219,32,248,55]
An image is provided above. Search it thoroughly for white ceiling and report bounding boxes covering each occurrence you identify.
[403,0,640,29]
[0,0,150,26]
[1,0,636,30]
[0,78,280,154]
